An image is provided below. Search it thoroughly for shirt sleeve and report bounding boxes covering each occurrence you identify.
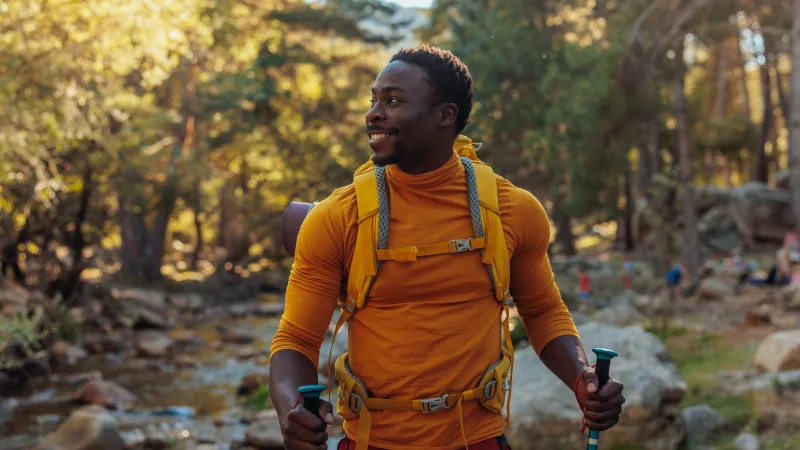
[269,193,348,368]
[505,187,579,355]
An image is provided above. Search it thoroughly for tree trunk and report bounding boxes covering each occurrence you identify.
[551,193,576,256]
[190,192,203,271]
[738,35,753,123]
[119,205,155,281]
[675,63,700,281]
[776,61,790,134]
[622,160,635,251]
[48,163,93,302]
[709,41,727,183]
[118,61,197,282]
[1,217,30,283]
[752,62,772,183]
[790,0,800,228]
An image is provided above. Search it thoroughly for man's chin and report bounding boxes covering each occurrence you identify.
[371,149,399,167]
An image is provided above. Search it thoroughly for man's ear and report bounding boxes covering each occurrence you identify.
[439,103,458,128]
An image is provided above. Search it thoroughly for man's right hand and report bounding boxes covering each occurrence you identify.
[281,398,335,450]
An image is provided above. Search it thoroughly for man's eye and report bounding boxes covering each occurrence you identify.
[370,98,377,105]
[388,97,401,104]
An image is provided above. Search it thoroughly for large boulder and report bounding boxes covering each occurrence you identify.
[73,380,135,409]
[754,330,800,373]
[696,183,792,249]
[506,322,687,450]
[34,405,125,450]
[698,277,736,300]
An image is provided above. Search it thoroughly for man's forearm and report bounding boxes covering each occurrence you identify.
[269,349,321,419]
[537,335,590,389]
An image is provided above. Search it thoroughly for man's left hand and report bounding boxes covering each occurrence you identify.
[575,368,625,431]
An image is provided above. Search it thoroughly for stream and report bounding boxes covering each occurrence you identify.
[0,297,344,449]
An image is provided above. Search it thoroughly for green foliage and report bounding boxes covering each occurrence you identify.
[0,307,49,370]
[246,384,273,410]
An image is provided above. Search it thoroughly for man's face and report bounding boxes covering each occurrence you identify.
[365,61,441,167]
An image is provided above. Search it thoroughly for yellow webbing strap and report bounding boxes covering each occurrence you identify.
[352,385,490,450]
[327,307,353,404]
[350,167,380,310]
[375,238,486,262]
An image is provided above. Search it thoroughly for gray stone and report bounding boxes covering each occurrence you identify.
[506,322,686,450]
[682,404,726,442]
[733,432,760,450]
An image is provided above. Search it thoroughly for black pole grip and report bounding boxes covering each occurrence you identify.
[303,396,322,418]
[595,357,611,389]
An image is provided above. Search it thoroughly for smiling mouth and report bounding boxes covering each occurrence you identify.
[368,131,395,141]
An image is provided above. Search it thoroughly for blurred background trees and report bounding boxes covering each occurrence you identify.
[0,0,797,296]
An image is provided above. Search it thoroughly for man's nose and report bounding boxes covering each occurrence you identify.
[365,104,385,123]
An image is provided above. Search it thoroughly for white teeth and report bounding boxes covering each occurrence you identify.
[370,133,391,140]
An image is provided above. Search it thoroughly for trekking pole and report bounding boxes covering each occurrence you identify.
[586,348,618,450]
[298,384,327,419]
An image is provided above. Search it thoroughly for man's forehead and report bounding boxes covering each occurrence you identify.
[371,61,428,92]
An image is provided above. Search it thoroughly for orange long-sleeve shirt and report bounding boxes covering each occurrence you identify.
[270,151,579,449]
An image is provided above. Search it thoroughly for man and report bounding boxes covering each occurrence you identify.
[269,45,625,450]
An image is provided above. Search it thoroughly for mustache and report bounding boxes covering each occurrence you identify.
[366,126,397,134]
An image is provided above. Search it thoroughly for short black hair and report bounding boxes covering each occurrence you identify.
[390,45,474,134]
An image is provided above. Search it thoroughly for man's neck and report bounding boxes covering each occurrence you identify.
[394,143,454,175]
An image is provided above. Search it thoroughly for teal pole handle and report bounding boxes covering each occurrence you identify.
[586,348,618,450]
[298,384,327,419]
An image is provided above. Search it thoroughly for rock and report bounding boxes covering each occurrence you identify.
[174,355,198,368]
[776,168,790,189]
[50,341,88,366]
[506,322,686,450]
[698,277,735,300]
[744,311,772,327]
[35,405,125,450]
[697,183,792,247]
[213,416,231,427]
[318,323,348,376]
[84,333,129,354]
[682,404,726,442]
[171,330,200,346]
[230,304,253,318]
[235,346,259,360]
[733,432,760,450]
[220,329,255,344]
[73,380,135,409]
[256,408,279,422]
[756,407,777,432]
[255,302,285,317]
[112,287,167,310]
[135,331,174,358]
[238,372,270,396]
[754,330,800,372]
[53,371,103,386]
[245,420,284,449]
[748,370,800,392]
[592,303,645,326]
[169,293,204,312]
[780,284,800,310]
[133,308,170,329]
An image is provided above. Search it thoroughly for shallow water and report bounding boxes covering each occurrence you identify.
[0,301,343,449]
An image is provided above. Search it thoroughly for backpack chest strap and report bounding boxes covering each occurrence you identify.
[375,237,486,262]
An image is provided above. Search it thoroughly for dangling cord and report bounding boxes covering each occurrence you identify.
[502,304,514,428]
[293,392,304,409]
[573,364,597,434]
[456,396,468,450]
